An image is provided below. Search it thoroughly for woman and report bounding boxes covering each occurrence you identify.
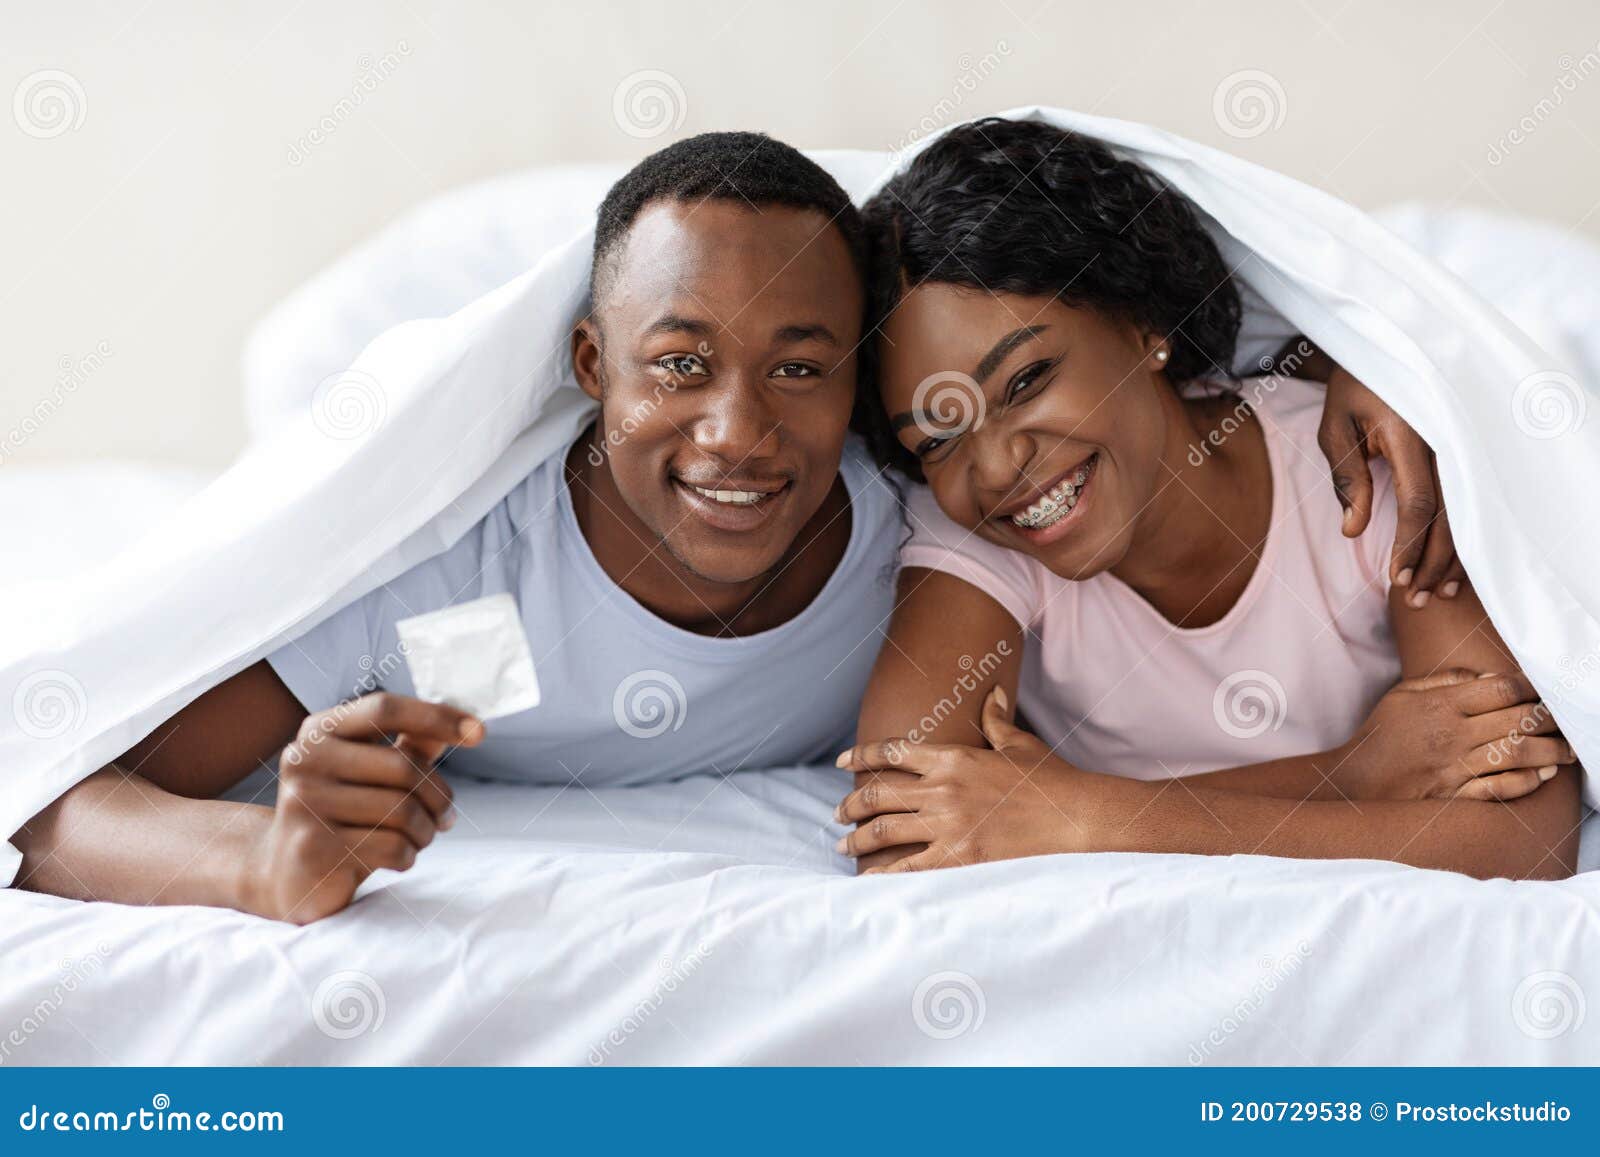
[836,119,1579,878]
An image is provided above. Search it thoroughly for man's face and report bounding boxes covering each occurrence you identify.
[573,199,862,584]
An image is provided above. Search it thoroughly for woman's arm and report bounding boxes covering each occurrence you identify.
[841,583,1581,879]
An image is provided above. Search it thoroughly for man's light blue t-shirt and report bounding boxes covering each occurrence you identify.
[267,439,901,787]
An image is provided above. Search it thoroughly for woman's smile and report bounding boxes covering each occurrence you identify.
[991,452,1100,547]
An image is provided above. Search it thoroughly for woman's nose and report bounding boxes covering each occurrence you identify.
[969,420,1033,495]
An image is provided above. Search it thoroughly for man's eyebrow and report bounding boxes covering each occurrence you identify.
[642,314,716,339]
[774,323,839,346]
[974,324,1049,384]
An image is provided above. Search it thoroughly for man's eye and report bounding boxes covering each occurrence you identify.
[658,354,709,377]
[772,362,818,378]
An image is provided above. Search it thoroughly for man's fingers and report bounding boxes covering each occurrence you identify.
[314,692,484,748]
[1469,701,1561,746]
[1379,434,1439,589]
[1455,768,1554,802]
[1318,416,1373,537]
[1450,672,1540,715]
[838,813,938,858]
[289,738,455,822]
[291,782,439,850]
[339,826,418,875]
[1466,737,1574,776]
[836,779,924,824]
[1399,667,1478,693]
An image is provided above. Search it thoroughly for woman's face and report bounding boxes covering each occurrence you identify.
[878,283,1174,579]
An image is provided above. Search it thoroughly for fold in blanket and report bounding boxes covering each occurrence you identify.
[4,107,1596,883]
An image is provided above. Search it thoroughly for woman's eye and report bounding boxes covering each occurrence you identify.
[659,354,709,377]
[772,362,818,378]
[1006,358,1057,403]
[914,434,958,462]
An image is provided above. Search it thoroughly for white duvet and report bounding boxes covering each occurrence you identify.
[4,107,1600,1065]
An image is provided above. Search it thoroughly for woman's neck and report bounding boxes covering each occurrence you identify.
[1108,386,1274,628]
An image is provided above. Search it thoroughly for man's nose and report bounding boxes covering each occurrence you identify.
[691,381,781,464]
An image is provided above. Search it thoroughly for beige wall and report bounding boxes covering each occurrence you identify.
[5,0,1599,468]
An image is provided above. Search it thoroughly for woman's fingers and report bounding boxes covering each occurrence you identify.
[1465,736,1575,776]
[837,813,938,858]
[1455,768,1555,802]
[862,849,951,875]
[836,779,925,824]
[835,738,947,774]
[1318,414,1373,536]
[1449,671,1540,715]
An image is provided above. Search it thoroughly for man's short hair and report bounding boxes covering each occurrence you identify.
[589,130,868,317]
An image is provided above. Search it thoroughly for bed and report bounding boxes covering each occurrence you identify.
[4,163,1598,1066]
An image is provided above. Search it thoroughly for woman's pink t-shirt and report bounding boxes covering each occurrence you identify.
[900,376,1401,780]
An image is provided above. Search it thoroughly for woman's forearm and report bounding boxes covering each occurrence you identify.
[1089,763,1582,879]
[11,767,269,909]
[1180,748,1353,800]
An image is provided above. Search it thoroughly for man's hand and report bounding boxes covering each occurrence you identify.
[240,692,482,924]
[1334,669,1570,802]
[1317,368,1465,606]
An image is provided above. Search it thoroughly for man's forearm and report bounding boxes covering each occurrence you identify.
[11,767,269,909]
[1087,764,1582,879]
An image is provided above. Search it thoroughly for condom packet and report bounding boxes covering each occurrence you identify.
[395,592,541,720]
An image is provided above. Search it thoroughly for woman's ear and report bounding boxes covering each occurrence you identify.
[1144,334,1172,372]
[572,318,604,402]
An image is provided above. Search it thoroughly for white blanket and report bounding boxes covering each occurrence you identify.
[3,767,1597,1064]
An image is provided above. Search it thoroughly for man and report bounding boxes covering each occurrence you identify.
[12,131,1457,922]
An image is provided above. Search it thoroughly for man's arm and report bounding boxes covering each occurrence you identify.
[11,662,473,922]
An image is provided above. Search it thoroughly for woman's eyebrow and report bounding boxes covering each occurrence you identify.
[974,324,1049,384]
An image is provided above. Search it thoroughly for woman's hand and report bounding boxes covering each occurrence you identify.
[834,687,1111,873]
[1316,367,1465,605]
[242,692,479,923]
[1333,669,1571,802]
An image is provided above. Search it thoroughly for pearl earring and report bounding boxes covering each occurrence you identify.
[1155,348,1169,363]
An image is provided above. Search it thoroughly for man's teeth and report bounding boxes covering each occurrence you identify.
[689,484,766,506]
[1011,461,1092,529]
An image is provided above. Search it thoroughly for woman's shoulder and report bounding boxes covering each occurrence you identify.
[898,482,1057,630]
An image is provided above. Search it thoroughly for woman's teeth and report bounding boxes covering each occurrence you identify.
[1011,459,1093,529]
[689,484,766,506]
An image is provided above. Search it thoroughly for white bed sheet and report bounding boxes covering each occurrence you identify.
[3,767,1597,1065]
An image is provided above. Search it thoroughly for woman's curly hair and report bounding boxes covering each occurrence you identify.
[852,118,1242,480]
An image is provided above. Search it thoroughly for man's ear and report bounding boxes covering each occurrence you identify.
[572,317,604,403]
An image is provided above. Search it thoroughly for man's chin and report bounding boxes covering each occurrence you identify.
[659,533,791,587]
